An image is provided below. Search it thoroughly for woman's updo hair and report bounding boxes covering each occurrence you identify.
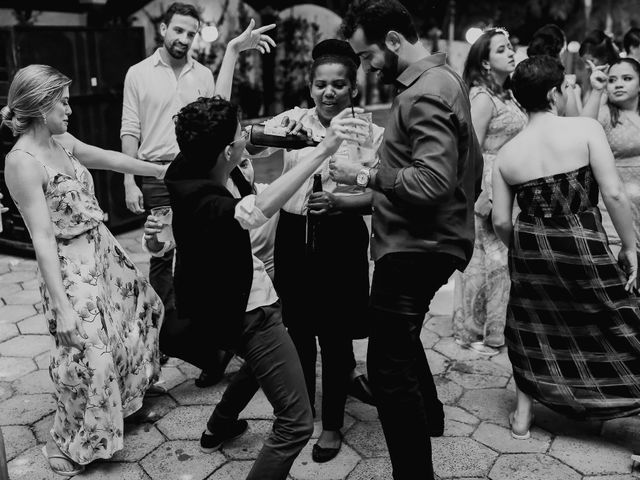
[511,55,565,113]
[578,29,619,66]
[310,39,360,87]
[1,64,71,136]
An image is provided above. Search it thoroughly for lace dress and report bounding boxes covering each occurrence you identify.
[507,165,640,419]
[453,86,527,346]
[13,147,164,464]
[597,107,640,249]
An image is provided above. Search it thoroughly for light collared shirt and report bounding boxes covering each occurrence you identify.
[228,182,278,312]
[120,49,215,161]
[261,107,384,215]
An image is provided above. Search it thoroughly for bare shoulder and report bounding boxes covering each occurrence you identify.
[53,132,77,152]
[560,116,602,134]
[4,149,45,187]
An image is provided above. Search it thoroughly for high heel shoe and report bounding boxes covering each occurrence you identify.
[509,411,534,440]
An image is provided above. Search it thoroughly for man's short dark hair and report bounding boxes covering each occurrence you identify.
[163,2,201,26]
[174,96,239,170]
[339,0,418,45]
[511,56,564,113]
[624,27,640,54]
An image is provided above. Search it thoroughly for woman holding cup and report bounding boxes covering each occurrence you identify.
[249,39,384,462]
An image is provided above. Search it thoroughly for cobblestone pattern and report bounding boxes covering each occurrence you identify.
[1,229,640,479]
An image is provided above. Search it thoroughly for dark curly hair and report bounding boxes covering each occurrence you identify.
[174,96,239,171]
[310,39,360,86]
[527,24,566,58]
[511,55,564,113]
[339,0,418,46]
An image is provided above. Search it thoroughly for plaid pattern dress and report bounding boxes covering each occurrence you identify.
[507,165,640,420]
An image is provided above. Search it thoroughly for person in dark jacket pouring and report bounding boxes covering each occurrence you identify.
[163,95,368,480]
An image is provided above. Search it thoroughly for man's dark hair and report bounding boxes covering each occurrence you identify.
[511,55,564,113]
[174,96,239,170]
[579,29,619,65]
[163,2,201,26]
[339,0,418,46]
[527,24,566,58]
[623,27,640,54]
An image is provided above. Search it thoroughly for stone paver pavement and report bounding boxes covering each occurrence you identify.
[1,227,640,479]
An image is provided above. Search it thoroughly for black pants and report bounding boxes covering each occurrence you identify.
[208,303,313,480]
[287,326,356,430]
[368,252,457,480]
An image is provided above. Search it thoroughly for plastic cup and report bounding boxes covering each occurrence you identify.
[150,206,175,247]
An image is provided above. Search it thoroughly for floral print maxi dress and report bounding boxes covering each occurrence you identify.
[452,86,527,347]
[33,147,164,465]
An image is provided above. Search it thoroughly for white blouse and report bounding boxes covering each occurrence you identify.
[263,107,385,215]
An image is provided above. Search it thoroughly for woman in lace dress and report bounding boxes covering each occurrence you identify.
[492,56,640,441]
[1,65,165,476]
[453,28,527,355]
[582,57,640,252]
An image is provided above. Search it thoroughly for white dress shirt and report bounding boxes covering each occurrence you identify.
[120,49,215,161]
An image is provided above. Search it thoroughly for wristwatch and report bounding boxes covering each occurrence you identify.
[356,167,371,188]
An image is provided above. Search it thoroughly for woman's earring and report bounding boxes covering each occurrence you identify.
[42,114,47,125]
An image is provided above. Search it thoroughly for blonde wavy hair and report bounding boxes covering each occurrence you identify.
[0,64,71,136]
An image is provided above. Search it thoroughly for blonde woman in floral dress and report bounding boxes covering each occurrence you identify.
[453,28,527,355]
[1,65,165,476]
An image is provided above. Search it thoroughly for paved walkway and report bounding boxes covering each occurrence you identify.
[2,227,640,479]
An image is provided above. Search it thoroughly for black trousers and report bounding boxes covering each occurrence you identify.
[368,252,458,480]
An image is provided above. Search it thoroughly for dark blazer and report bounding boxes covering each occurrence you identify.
[370,53,483,269]
[163,153,254,358]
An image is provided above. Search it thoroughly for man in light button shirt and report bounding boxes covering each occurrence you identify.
[120,2,215,366]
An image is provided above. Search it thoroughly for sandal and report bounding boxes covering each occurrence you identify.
[41,445,85,477]
[508,411,534,440]
[469,341,500,357]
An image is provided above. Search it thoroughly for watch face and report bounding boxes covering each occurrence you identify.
[356,170,368,187]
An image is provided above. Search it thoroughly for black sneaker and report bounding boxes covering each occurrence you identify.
[200,420,249,453]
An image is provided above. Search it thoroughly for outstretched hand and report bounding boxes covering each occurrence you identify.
[228,19,276,55]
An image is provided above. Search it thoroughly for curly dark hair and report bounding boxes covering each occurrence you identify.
[339,0,418,46]
[174,96,239,170]
[511,56,564,113]
[527,24,566,58]
[163,2,200,26]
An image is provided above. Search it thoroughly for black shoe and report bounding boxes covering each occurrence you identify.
[311,433,342,463]
[200,420,249,453]
[349,375,376,406]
